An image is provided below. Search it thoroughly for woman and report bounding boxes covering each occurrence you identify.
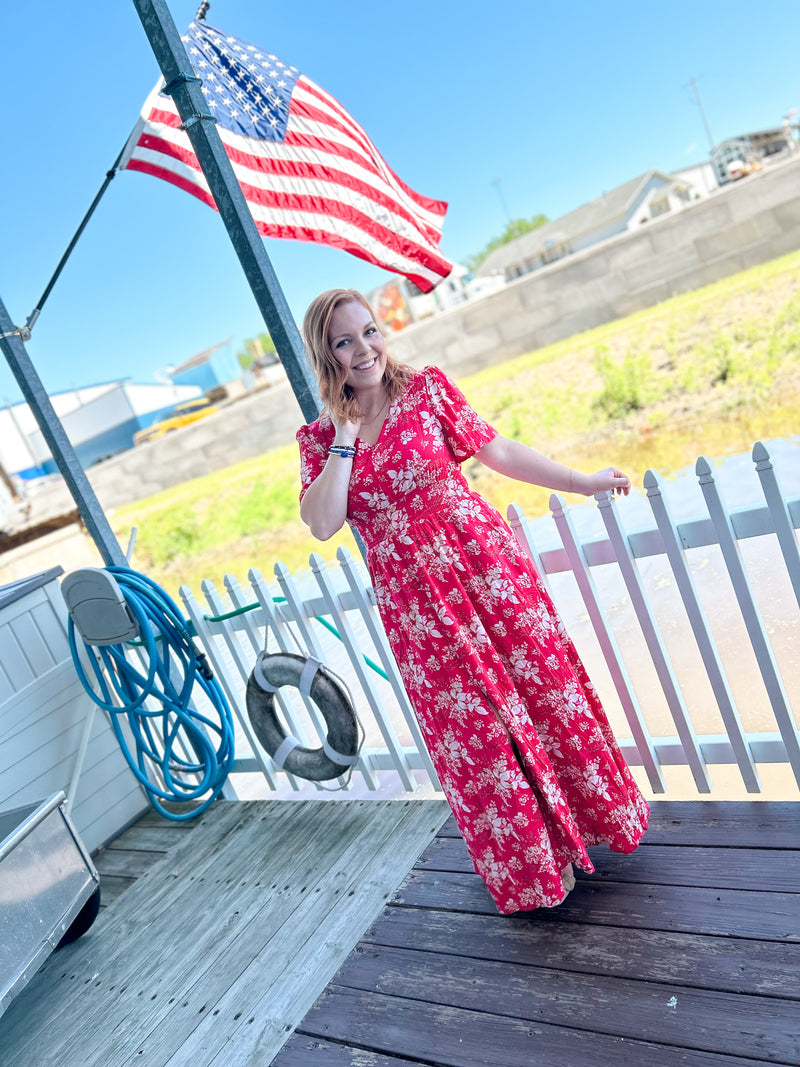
[297,288,648,914]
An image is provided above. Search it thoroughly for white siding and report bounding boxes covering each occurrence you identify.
[0,573,147,851]
[124,382,200,417]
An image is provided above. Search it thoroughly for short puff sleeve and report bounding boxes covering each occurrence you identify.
[296,417,334,502]
[422,366,496,461]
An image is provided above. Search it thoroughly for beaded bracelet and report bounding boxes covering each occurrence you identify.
[328,443,356,459]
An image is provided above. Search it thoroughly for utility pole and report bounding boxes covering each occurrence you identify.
[131,0,321,423]
[686,76,715,153]
[491,178,512,224]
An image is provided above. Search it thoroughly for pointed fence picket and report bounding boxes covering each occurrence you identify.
[180,556,424,794]
[181,440,800,799]
[595,489,713,793]
[333,546,440,789]
[642,470,760,793]
[515,498,666,794]
[696,456,800,785]
[753,442,800,611]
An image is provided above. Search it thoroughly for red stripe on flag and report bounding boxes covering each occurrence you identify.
[136,127,446,254]
[125,158,218,210]
[297,80,446,216]
[144,104,443,240]
[132,136,450,276]
[250,218,440,293]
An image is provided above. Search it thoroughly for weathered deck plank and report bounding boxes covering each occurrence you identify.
[393,869,800,940]
[331,943,800,1062]
[269,1040,424,1067]
[103,823,194,852]
[420,833,800,891]
[94,872,138,907]
[92,844,168,878]
[276,801,800,1067]
[288,987,778,1067]
[91,818,197,907]
[0,799,449,1067]
[142,801,447,1066]
[437,801,800,847]
[362,907,799,998]
[200,802,450,1066]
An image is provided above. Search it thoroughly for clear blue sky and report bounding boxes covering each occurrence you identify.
[1,0,797,406]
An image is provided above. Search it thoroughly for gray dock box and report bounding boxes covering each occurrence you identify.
[0,791,100,1017]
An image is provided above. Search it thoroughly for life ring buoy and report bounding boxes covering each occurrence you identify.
[246,652,361,782]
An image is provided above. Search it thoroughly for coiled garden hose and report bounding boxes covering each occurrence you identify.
[67,566,235,821]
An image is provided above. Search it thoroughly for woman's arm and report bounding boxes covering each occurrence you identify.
[475,434,631,496]
[299,419,361,540]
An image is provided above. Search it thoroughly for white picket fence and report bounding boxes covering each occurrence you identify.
[180,441,800,799]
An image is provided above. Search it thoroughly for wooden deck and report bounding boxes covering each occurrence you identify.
[273,801,800,1067]
[0,798,450,1066]
[91,806,202,910]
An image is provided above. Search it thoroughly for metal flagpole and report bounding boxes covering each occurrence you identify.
[0,296,127,566]
[22,142,130,338]
[131,0,322,424]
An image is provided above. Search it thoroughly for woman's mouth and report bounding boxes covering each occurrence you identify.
[354,358,377,372]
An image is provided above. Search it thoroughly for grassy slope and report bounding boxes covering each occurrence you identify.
[112,250,800,598]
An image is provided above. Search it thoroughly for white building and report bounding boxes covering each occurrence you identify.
[711,125,797,185]
[1,379,201,481]
[366,264,505,333]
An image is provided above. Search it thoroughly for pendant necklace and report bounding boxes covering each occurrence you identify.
[360,397,389,425]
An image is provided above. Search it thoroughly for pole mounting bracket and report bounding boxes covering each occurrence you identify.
[180,113,217,131]
[162,71,202,96]
[0,325,31,343]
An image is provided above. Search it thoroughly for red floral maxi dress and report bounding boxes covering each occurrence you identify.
[297,366,648,914]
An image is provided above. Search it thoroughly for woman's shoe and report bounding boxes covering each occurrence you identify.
[561,863,576,894]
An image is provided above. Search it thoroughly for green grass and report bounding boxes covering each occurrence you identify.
[112,249,800,599]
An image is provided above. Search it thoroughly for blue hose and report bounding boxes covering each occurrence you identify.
[67,567,235,821]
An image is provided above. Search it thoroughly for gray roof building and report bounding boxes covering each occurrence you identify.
[475,169,702,282]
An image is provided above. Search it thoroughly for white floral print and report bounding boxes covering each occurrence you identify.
[297,366,648,914]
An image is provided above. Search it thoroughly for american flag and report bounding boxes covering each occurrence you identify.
[121,20,453,293]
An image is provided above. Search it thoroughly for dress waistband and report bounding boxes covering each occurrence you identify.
[352,474,475,549]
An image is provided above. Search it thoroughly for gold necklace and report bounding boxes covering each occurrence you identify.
[360,397,389,425]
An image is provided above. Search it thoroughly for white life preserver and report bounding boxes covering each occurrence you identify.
[246,652,361,781]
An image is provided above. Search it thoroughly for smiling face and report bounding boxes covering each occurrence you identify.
[327,299,388,394]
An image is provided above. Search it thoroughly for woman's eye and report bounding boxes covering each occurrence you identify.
[335,339,349,349]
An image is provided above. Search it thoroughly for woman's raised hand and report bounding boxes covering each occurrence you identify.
[333,416,361,446]
[588,467,631,496]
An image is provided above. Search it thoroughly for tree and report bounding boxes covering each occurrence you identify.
[236,330,277,370]
[465,214,548,273]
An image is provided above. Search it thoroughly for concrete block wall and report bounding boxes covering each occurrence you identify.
[390,153,800,376]
[32,154,800,515]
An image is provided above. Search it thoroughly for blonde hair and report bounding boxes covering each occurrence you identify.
[302,289,414,423]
